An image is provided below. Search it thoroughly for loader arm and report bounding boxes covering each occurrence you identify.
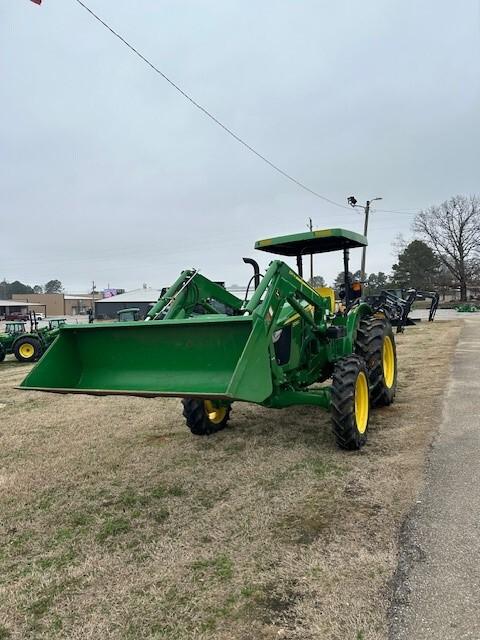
[244,260,329,337]
[146,270,243,320]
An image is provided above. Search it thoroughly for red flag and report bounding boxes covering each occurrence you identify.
[30,0,42,4]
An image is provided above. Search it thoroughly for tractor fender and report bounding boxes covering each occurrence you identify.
[345,303,373,352]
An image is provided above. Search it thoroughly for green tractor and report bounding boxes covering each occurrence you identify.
[47,318,67,331]
[0,317,66,363]
[20,228,397,449]
[0,322,28,362]
[117,308,141,322]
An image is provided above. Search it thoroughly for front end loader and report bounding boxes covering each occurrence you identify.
[20,228,398,449]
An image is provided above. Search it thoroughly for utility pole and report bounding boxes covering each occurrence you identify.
[91,280,96,321]
[347,196,382,281]
[308,217,314,284]
[360,200,371,281]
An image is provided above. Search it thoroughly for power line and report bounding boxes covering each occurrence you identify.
[69,1,427,217]
[376,208,420,215]
[72,0,353,210]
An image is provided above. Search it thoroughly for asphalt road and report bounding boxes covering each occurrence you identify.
[390,315,480,639]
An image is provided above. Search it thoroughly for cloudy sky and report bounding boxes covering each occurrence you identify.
[2,0,479,292]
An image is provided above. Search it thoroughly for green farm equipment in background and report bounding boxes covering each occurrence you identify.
[47,318,67,330]
[117,308,141,322]
[0,316,66,363]
[0,322,28,362]
[456,303,479,313]
[20,228,398,450]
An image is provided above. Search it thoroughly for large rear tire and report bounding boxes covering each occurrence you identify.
[0,344,5,362]
[331,355,370,450]
[13,337,43,363]
[182,399,232,436]
[356,316,397,407]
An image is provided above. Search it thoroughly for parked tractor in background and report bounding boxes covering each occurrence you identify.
[456,303,479,313]
[117,308,141,322]
[47,318,67,331]
[0,316,66,363]
[0,322,27,362]
[21,228,398,450]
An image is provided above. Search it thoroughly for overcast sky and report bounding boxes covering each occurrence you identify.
[2,0,479,292]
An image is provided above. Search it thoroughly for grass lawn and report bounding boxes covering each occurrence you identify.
[0,321,460,639]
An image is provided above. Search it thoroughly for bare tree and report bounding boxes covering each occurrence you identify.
[414,195,480,300]
[391,232,408,258]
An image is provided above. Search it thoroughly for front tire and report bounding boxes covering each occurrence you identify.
[13,337,43,363]
[356,316,397,407]
[0,344,5,362]
[331,355,370,450]
[182,398,232,436]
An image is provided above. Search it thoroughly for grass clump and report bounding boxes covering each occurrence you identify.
[150,484,185,499]
[25,577,82,622]
[96,516,131,542]
[191,554,234,581]
[0,625,11,639]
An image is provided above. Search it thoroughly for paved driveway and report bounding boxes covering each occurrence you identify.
[390,315,480,639]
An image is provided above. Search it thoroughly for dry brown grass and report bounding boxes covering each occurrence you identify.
[0,321,461,640]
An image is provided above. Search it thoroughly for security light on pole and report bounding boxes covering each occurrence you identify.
[347,196,382,281]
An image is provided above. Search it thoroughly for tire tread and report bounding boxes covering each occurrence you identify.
[182,398,231,436]
[13,336,43,363]
[356,316,397,407]
[331,354,369,450]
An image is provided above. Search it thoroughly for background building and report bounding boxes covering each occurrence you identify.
[94,288,161,319]
[0,299,45,320]
[64,294,102,316]
[12,292,102,317]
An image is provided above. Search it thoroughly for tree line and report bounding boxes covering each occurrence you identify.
[314,194,480,300]
[0,279,63,299]
[323,240,447,294]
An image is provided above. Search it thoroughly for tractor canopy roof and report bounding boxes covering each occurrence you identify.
[255,228,367,256]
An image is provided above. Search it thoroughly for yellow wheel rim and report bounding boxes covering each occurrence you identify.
[383,336,395,389]
[204,400,227,425]
[19,343,35,358]
[354,371,369,434]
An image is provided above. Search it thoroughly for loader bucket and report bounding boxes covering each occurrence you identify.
[19,316,273,404]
